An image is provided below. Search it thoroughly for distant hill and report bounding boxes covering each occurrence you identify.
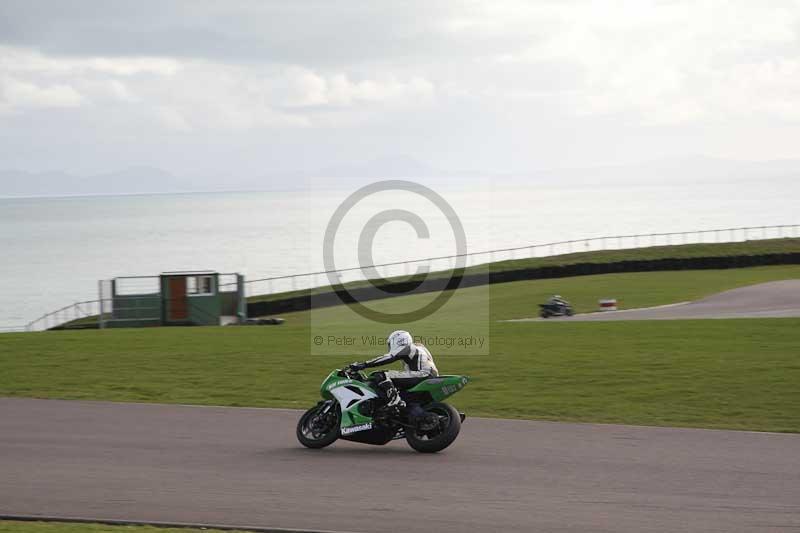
[0,167,192,197]
[314,154,442,178]
[530,156,800,187]
[2,155,798,198]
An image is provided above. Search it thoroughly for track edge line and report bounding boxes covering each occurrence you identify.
[0,514,362,533]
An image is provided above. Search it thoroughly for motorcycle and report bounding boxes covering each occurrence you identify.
[539,302,574,318]
[297,367,469,453]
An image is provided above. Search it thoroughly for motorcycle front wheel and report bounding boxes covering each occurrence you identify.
[405,402,461,453]
[296,402,340,449]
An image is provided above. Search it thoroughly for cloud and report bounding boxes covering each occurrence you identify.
[106,80,138,103]
[0,46,180,76]
[505,1,800,124]
[1,0,800,175]
[0,76,83,113]
[281,67,435,108]
[156,106,190,132]
[0,45,437,129]
[2,2,798,128]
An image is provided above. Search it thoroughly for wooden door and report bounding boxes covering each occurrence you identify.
[168,277,188,320]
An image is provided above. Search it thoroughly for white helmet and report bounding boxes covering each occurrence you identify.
[387,330,413,355]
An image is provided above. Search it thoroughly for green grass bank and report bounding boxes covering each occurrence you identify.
[2,265,799,432]
[247,238,800,303]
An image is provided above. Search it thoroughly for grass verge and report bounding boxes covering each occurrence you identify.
[2,266,799,432]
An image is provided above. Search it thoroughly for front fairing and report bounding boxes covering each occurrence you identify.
[320,370,352,400]
[321,369,380,432]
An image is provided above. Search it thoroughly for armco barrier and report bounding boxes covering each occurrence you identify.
[7,226,797,333]
[246,252,800,317]
[238,225,800,298]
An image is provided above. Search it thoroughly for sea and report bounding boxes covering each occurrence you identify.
[1,179,798,329]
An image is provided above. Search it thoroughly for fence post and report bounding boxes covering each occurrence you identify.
[98,281,105,329]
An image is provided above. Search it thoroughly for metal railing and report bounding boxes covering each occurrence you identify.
[237,224,800,298]
[5,223,799,333]
[23,300,102,332]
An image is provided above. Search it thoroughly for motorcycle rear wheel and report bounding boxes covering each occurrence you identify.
[297,403,340,449]
[405,402,461,453]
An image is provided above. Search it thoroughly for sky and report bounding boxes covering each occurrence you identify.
[1,0,800,182]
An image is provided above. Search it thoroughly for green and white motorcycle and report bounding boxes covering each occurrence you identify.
[297,367,469,453]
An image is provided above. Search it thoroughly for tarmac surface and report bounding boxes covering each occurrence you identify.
[1,398,799,533]
[505,279,800,322]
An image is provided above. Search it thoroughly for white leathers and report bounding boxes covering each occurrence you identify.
[363,330,439,379]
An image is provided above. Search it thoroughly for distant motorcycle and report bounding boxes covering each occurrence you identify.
[539,302,574,318]
[297,367,469,453]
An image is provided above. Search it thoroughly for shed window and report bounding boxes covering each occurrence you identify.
[187,275,214,296]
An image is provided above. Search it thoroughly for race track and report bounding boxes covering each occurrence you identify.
[505,279,800,322]
[1,398,799,533]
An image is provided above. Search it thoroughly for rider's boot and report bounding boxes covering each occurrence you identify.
[377,376,406,409]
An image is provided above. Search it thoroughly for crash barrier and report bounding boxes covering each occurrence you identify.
[246,251,800,317]
[7,225,798,332]
[598,299,618,311]
[238,224,800,298]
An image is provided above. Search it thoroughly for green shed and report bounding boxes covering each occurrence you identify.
[99,271,246,328]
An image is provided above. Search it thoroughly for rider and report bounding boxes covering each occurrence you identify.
[348,330,438,409]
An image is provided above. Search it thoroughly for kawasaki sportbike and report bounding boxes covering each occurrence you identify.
[297,367,469,453]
